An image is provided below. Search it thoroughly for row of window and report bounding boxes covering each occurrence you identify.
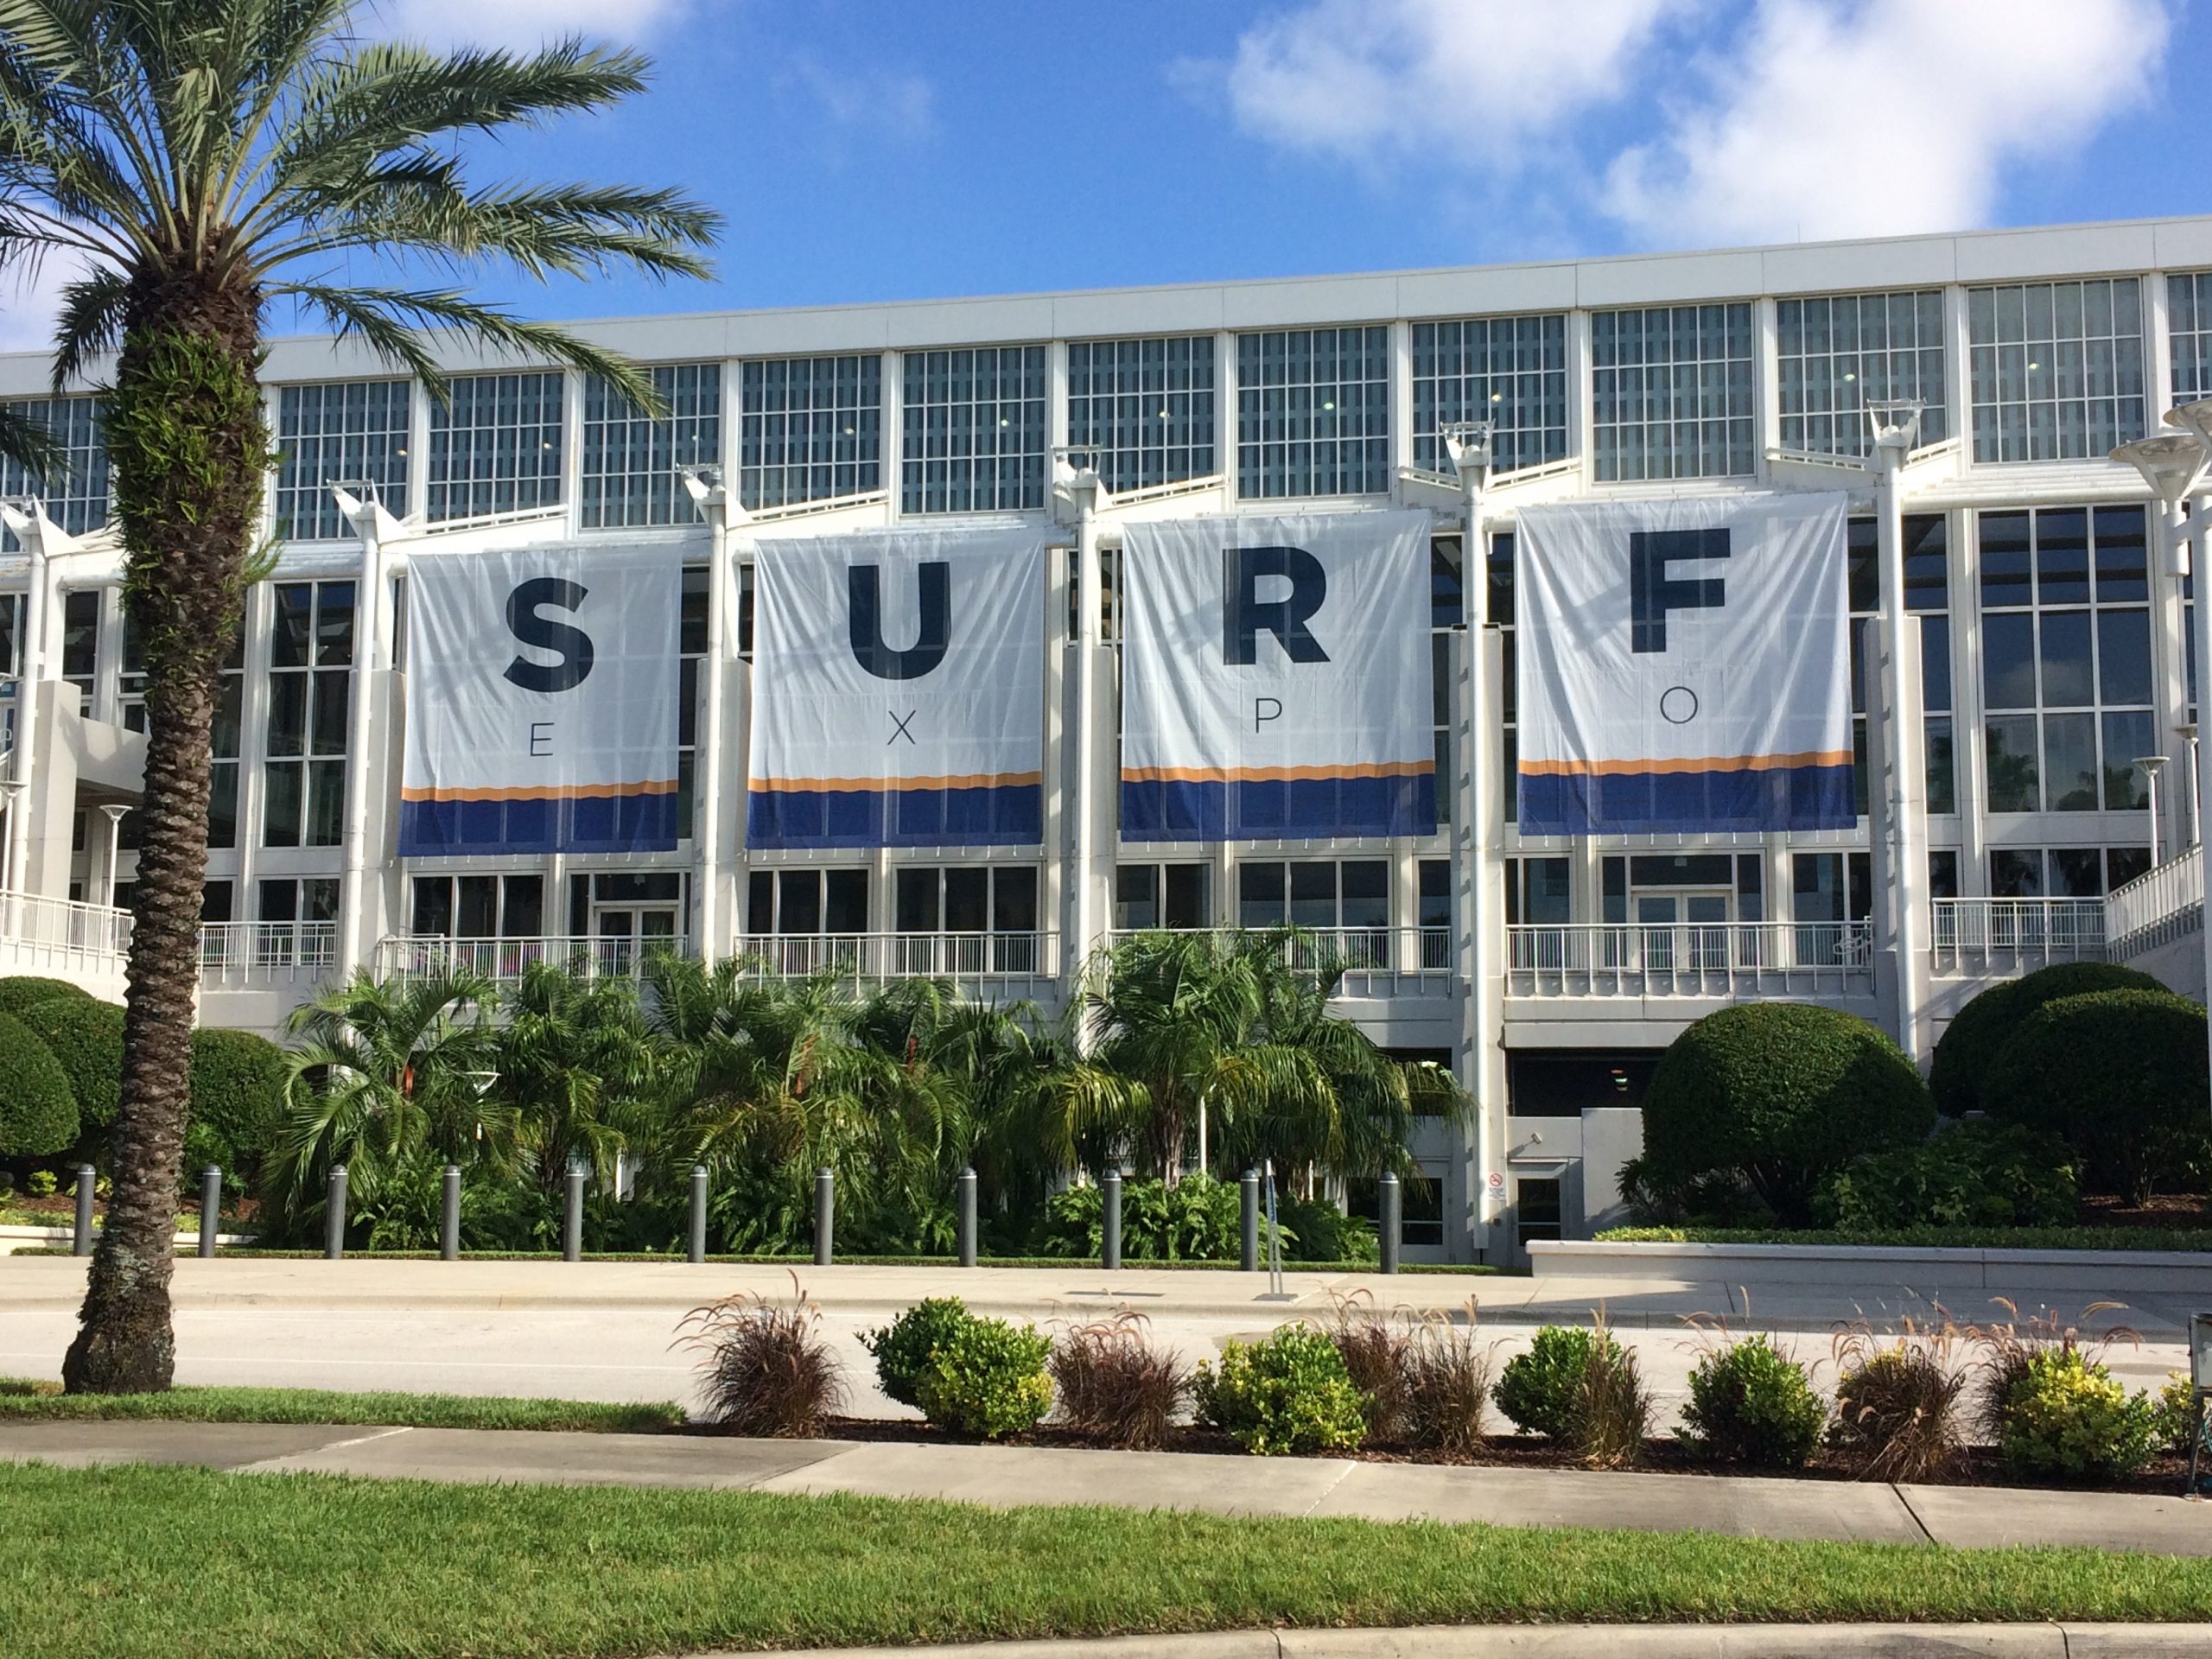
[10,273,2209,549]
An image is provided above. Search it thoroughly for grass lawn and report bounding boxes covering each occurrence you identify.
[3,1462,2212,1658]
[0,1378,683,1433]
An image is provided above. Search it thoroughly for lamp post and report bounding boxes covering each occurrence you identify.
[2183,722,2203,849]
[680,465,736,966]
[1866,399,1926,1064]
[2136,755,2168,868]
[2111,434,2204,870]
[99,802,129,907]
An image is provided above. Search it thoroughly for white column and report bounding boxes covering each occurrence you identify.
[1071,488,1103,979]
[1871,427,1925,1063]
[691,487,734,963]
[335,514,385,977]
[6,518,47,897]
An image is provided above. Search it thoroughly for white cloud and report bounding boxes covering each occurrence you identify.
[1205,0,1692,168]
[367,0,696,51]
[1604,0,2167,246]
[0,247,100,359]
[782,53,935,142]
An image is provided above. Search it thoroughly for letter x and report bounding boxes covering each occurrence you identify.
[887,710,919,746]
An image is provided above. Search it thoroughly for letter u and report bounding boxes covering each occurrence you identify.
[849,563,950,681]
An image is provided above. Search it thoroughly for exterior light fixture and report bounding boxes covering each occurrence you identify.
[2135,753,2169,866]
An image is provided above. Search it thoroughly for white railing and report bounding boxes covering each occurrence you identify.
[1929,898,2106,975]
[734,931,1060,986]
[1506,920,1874,1000]
[0,891,132,977]
[198,920,339,984]
[1103,927,1457,998]
[375,934,690,984]
[2106,845,2203,958]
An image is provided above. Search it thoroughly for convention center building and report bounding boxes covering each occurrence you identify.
[4,212,2211,1264]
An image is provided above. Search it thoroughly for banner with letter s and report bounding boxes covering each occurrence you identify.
[1120,509,1435,841]
[399,543,683,855]
[747,527,1046,849]
[1514,492,1853,836]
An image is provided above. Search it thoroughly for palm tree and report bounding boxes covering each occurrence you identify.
[493,960,657,1198]
[0,2,718,1391]
[266,966,505,1234]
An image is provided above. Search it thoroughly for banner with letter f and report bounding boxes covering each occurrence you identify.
[1514,492,1853,836]
[1119,509,1435,840]
[746,527,1046,849]
[399,543,683,855]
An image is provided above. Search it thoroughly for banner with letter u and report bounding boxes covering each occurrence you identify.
[399,543,682,856]
[1514,492,1853,836]
[1120,509,1435,841]
[747,527,1046,849]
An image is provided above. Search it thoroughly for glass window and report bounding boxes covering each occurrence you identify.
[1967,278,2145,462]
[1067,335,1217,495]
[1236,327,1390,498]
[676,568,709,838]
[0,397,107,547]
[740,354,881,510]
[1847,515,1951,814]
[259,876,340,924]
[263,581,353,848]
[581,364,720,529]
[1114,862,1211,931]
[1411,314,1568,476]
[2169,270,2212,404]
[1592,302,1755,481]
[901,345,1046,514]
[425,372,564,521]
[275,381,410,539]
[1777,289,1948,457]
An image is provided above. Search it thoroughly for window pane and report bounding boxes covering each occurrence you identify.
[1985,715,2039,811]
[992,867,1038,933]
[2102,710,2156,809]
[1239,862,1286,928]
[1989,849,2042,898]
[1340,860,1388,928]
[897,868,940,932]
[2043,711,2099,810]
[944,867,988,931]
[2096,608,2152,706]
[2037,611,2094,706]
[1981,613,2037,709]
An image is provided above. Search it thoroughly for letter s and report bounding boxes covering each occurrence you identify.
[503,578,595,693]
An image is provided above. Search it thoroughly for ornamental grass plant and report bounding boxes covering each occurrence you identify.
[1402,1302,1493,1454]
[1049,1313,1191,1449]
[1829,1319,1968,1483]
[1323,1292,1415,1443]
[677,1280,845,1438]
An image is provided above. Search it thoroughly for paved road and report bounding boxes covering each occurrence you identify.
[0,1257,2189,1421]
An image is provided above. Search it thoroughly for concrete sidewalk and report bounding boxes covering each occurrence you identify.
[7,1418,2210,1558]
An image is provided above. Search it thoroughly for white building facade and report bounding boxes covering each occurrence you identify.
[5,213,2212,1265]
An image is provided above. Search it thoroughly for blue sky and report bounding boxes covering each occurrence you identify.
[12,0,2212,344]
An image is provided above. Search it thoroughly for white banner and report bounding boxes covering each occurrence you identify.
[400,543,682,855]
[1514,492,1853,836]
[747,527,1046,849]
[1120,510,1434,841]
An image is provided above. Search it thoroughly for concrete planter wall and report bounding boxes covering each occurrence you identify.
[1530,1238,2212,1295]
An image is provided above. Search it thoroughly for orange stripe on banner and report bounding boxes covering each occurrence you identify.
[750,772,1045,793]
[1119,761,1435,785]
[400,779,680,803]
[1516,750,1854,779]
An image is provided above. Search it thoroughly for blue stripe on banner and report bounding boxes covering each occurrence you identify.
[1516,762,1856,836]
[747,783,1044,849]
[398,791,682,856]
[1120,773,1437,842]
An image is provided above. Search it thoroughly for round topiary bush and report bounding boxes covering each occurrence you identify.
[1194,1325,1370,1455]
[1981,989,2210,1202]
[1999,1349,2157,1481]
[916,1314,1054,1440]
[0,1010,79,1156]
[1931,962,2161,1116]
[860,1297,976,1409]
[0,976,96,1016]
[14,996,123,1135]
[186,1027,291,1185]
[1495,1325,1616,1440]
[1681,1333,1827,1468]
[1641,1003,1934,1225]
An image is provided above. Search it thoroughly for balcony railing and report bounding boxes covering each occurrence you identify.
[1929,898,2106,975]
[199,920,338,984]
[734,931,1060,987]
[1102,926,1458,998]
[0,891,131,978]
[1506,920,1873,1000]
[374,934,689,985]
[2105,845,2203,958]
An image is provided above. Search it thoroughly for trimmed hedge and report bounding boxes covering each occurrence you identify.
[1983,988,2211,1202]
[185,1027,289,1185]
[15,997,123,1135]
[1930,962,2161,1117]
[1640,1003,1934,1225]
[0,976,96,1016]
[0,1010,79,1156]
[1813,1119,2077,1230]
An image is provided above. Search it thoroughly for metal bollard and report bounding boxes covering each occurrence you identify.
[325,1164,347,1260]
[1240,1168,1260,1272]
[688,1164,709,1264]
[441,1164,461,1261]
[1379,1170,1402,1275]
[563,1164,586,1262]
[956,1166,977,1268]
[1102,1169,1122,1272]
[73,1164,95,1256]
[198,1166,221,1258]
[814,1166,835,1266]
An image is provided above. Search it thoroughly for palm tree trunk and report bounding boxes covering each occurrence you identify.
[63,270,265,1395]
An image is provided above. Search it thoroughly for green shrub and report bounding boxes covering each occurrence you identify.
[2154,1372,2198,1457]
[186,1027,290,1185]
[1814,1119,2077,1230]
[15,998,123,1145]
[1194,1325,1368,1455]
[1640,1004,1933,1225]
[1681,1334,1827,1468]
[1999,1349,2157,1481]
[0,1011,77,1156]
[0,976,95,1016]
[860,1298,975,1410]
[1495,1325,1614,1440]
[1931,962,2160,1117]
[1983,989,2210,1202]
[1042,1173,1238,1261]
[915,1315,1052,1440]
[1277,1192,1378,1265]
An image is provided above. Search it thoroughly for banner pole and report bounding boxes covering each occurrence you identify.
[698,487,731,965]
[334,493,385,979]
